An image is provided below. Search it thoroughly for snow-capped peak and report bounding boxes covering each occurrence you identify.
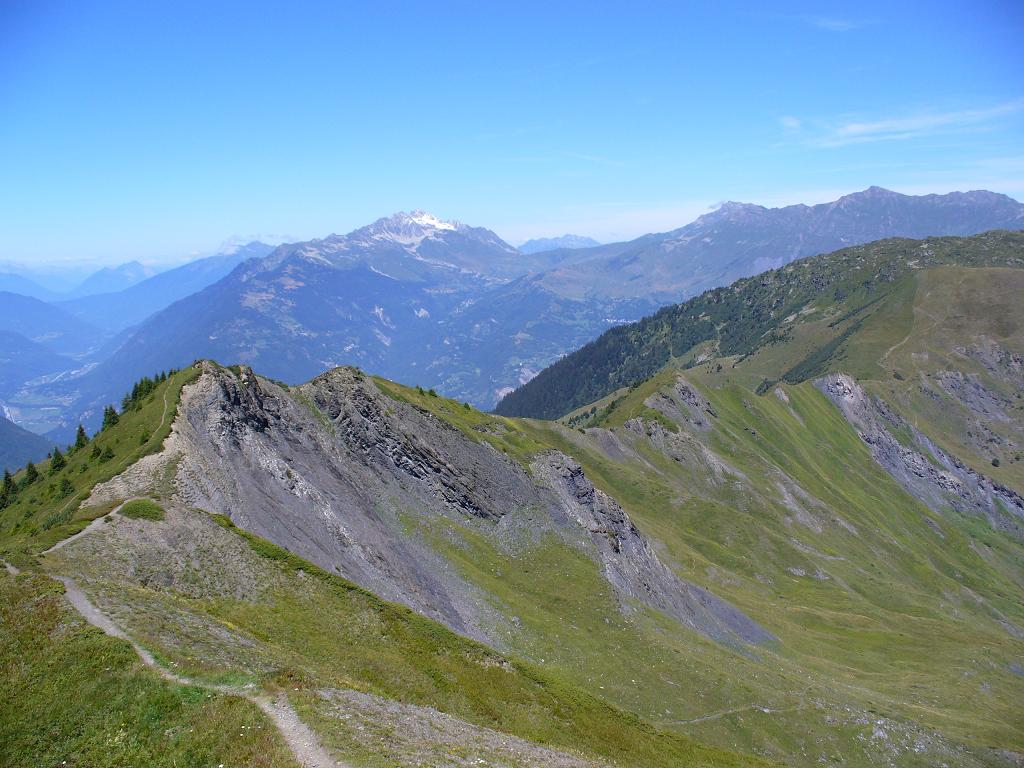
[334,210,470,256]
[408,210,458,231]
[353,210,465,243]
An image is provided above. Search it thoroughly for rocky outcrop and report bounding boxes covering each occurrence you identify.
[532,453,774,646]
[954,337,1024,389]
[623,416,745,485]
[102,362,770,650]
[644,375,718,431]
[301,369,527,521]
[935,370,1012,422]
[817,373,1024,539]
[167,363,511,642]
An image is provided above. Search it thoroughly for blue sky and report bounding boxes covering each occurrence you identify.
[2,0,1022,265]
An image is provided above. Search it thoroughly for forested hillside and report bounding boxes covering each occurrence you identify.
[496,230,1024,419]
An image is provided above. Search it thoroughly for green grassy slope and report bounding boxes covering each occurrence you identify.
[4,358,1020,766]
[2,227,1022,766]
[390,377,1024,765]
[0,571,298,768]
[41,503,767,768]
[0,365,200,565]
[0,366,768,768]
[495,230,1024,419]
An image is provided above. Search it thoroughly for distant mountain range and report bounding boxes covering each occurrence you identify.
[59,241,273,332]
[6,188,1024,439]
[1,260,159,302]
[521,187,1024,302]
[0,414,53,472]
[518,234,601,253]
[0,272,59,302]
[0,292,103,358]
[66,260,157,298]
[39,213,584,432]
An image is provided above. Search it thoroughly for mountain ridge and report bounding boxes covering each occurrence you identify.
[522,187,1024,302]
[0,414,54,472]
[59,241,273,332]
[17,189,1024,439]
[3,220,1023,765]
[495,229,1024,420]
[518,234,602,253]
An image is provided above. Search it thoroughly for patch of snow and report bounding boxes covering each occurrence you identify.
[372,305,395,329]
[368,265,396,279]
[518,367,538,385]
[410,210,457,231]
[414,308,430,318]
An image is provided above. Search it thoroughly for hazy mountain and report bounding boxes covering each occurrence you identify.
[0,292,103,358]
[34,213,535,433]
[59,242,273,332]
[518,234,601,253]
[0,330,71,398]
[0,414,53,471]
[0,272,59,302]
[0,261,97,295]
[68,260,158,298]
[527,187,1024,302]
[24,190,1024,436]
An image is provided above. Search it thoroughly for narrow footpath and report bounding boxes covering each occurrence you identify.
[4,523,349,768]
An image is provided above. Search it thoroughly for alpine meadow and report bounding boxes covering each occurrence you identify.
[1,4,1023,767]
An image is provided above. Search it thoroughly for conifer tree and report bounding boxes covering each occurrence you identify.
[0,469,13,508]
[74,424,88,450]
[22,462,39,487]
[49,446,66,474]
[102,405,119,430]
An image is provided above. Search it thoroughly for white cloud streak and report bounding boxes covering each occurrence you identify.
[785,100,1024,148]
[803,16,870,32]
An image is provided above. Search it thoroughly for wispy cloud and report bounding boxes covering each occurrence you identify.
[803,16,870,32]
[497,150,626,168]
[494,199,714,244]
[785,100,1024,148]
[561,151,626,168]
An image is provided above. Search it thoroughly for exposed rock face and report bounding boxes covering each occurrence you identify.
[935,370,1012,422]
[173,364,500,641]
[301,369,528,522]
[644,375,718,431]
[623,416,744,485]
[954,337,1024,389]
[817,373,1024,539]
[532,453,774,646]
[99,362,769,649]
